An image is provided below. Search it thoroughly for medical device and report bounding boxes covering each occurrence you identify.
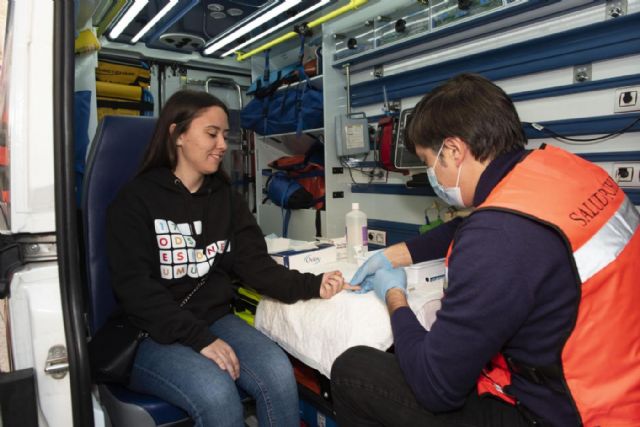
[336,112,371,157]
[394,108,424,169]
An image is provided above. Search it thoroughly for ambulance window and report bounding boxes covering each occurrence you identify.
[0,0,10,230]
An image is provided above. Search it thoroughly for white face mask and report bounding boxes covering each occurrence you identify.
[426,143,466,208]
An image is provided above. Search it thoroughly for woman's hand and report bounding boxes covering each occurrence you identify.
[200,338,240,380]
[319,270,360,299]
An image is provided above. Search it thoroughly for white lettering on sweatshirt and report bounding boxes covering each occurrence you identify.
[155,219,231,280]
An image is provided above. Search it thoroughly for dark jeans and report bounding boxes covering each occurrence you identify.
[331,346,532,427]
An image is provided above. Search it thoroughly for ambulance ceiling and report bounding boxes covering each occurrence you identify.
[93,0,337,58]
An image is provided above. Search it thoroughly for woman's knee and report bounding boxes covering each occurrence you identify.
[249,347,296,393]
[190,383,244,426]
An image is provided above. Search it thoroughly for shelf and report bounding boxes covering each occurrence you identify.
[262,127,324,139]
[351,183,435,197]
[274,74,323,92]
[260,129,324,156]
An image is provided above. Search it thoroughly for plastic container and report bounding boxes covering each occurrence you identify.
[346,202,368,262]
[404,258,446,286]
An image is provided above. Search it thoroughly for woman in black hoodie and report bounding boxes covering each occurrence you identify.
[106,90,352,427]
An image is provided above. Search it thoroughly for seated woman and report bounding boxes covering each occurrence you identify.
[106,90,353,427]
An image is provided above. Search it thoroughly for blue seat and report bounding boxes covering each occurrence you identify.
[82,115,192,427]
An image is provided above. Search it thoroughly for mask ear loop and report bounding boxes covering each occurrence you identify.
[433,142,445,176]
[455,159,463,187]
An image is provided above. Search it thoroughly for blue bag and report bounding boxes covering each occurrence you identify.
[266,171,314,210]
[241,36,323,136]
[241,73,322,136]
[263,144,325,237]
[264,171,314,237]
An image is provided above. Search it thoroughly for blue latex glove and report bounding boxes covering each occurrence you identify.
[350,251,393,294]
[371,268,407,302]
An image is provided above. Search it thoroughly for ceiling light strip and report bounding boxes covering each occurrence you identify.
[131,0,179,43]
[109,0,149,39]
[146,0,200,44]
[206,0,281,46]
[203,0,302,55]
[221,0,331,58]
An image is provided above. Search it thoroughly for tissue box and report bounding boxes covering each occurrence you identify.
[404,258,446,285]
[271,243,337,270]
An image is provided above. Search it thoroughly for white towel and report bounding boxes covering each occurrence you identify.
[255,261,443,378]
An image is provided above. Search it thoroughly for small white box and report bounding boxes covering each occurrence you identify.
[317,236,348,260]
[330,236,347,261]
[404,258,446,285]
[271,244,337,270]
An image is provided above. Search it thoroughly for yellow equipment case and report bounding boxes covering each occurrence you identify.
[96,57,154,120]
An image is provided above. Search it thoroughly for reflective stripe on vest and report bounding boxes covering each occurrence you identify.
[574,197,639,283]
[445,145,640,426]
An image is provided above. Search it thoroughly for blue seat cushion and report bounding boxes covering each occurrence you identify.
[108,384,190,425]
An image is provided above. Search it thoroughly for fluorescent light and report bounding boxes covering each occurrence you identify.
[204,0,302,55]
[131,0,179,43]
[221,0,331,57]
[109,0,149,40]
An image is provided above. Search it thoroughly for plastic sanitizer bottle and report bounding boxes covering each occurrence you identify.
[346,202,368,263]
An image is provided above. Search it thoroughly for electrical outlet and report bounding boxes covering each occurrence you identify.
[612,162,640,188]
[614,86,640,113]
[368,229,387,246]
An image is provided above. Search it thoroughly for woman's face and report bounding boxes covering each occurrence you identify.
[175,106,229,177]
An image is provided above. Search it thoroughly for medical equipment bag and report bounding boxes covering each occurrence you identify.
[241,36,323,135]
[263,144,325,237]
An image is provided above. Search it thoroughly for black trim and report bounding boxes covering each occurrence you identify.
[506,357,566,393]
[53,2,94,426]
[0,369,38,427]
[0,235,22,298]
[351,183,435,196]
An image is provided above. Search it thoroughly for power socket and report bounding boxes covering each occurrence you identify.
[614,86,640,113]
[612,162,640,188]
[367,229,387,246]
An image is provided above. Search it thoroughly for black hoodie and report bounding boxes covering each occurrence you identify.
[106,168,321,352]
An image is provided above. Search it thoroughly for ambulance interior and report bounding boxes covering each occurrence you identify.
[2,0,640,426]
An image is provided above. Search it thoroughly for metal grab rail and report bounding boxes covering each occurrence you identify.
[235,0,369,62]
[201,77,253,211]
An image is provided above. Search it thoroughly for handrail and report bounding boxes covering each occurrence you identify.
[235,0,368,62]
[204,77,244,110]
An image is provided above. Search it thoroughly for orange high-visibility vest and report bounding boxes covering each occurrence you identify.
[445,145,640,426]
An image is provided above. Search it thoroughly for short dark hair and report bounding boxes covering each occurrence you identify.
[406,73,526,162]
[138,90,229,175]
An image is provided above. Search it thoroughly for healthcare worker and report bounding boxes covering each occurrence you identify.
[330,73,640,427]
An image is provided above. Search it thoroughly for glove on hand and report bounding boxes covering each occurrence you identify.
[350,251,393,294]
[372,268,407,302]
